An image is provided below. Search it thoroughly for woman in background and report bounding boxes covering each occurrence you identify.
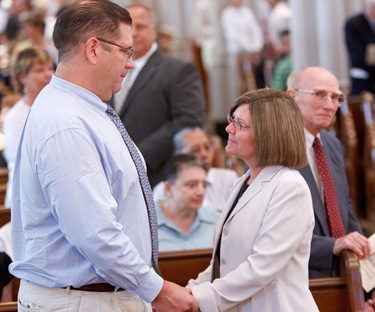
[3,46,53,208]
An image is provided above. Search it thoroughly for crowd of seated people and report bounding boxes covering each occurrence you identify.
[153,127,240,212]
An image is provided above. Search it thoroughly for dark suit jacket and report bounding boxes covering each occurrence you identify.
[117,49,205,187]
[298,130,363,278]
[344,13,375,95]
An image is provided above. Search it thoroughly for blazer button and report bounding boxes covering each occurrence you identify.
[221,258,226,265]
[223,228,229,236]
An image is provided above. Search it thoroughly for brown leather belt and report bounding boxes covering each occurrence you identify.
[67,283,125,292]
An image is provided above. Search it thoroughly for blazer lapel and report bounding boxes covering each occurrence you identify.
[119,50,161,119]
[211,171,250,254]
[298,165,331,236]
[212,166,283,253]
[228,166,283,220]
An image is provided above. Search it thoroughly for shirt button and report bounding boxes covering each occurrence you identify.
[221,258,226,265]
[223,228,229,236]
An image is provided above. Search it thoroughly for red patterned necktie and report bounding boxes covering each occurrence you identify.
[313,137,345,238]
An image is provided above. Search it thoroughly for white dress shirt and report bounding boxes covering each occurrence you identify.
[305,128,324,204]
[220,4,264,55]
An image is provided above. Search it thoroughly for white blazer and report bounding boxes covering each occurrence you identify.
[188,166,319,312]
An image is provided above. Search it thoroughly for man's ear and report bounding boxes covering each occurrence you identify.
[287,88,296,98]
[85,37,100,65]
[164,181,173,199]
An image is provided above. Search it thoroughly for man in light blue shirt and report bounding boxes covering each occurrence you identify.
[9,1,197,311]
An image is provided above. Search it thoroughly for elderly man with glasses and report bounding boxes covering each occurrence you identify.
[287,67,375,309]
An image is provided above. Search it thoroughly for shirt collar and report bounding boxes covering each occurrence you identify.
[133,42,158,69]
[50,75,108,113]
[156,202,216,227]
[305,128,322,150]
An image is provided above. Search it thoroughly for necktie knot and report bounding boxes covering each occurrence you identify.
[313,136,345,238]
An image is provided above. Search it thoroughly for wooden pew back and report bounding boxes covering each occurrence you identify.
[158,248,212,286]
[0,302,17,312]
[337,99,360,216]
[309,250,364,312]
[0,246,364,311]
[0,208,10,227]
[158,249,364,312]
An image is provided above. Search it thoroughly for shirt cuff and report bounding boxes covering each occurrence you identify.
[133,266,163,303]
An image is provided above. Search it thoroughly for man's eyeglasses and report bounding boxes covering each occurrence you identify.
[294,89,345,107]
[227,115,251,131]
[96,37,134,60]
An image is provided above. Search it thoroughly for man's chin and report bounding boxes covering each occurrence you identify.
[113,84,122,95]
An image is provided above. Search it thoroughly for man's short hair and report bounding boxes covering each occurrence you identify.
[163,154,206,184]
[53,0,132,62]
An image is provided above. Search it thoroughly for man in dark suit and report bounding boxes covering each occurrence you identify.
[287,67,371,279]
[344,0,375,95]
[112,3,205,187]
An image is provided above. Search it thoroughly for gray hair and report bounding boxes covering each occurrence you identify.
[173,127,207,154]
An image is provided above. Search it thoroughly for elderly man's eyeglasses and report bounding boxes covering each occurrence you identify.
[227,115,251,131]
[294,89,345,107]
[96,37,134,60]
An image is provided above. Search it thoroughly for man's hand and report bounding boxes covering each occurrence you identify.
[365,291,375,312]
[365,299,375,312]
[333,231,371,259]
[152,280,199,312]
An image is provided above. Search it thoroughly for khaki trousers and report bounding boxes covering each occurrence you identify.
[17,280,152,312]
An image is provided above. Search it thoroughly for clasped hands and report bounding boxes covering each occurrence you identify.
[152,280,199,312]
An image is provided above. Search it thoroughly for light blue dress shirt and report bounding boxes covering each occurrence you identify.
[156,203,220,252]
[9,76,163,302]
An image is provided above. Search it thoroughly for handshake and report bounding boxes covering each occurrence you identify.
[152,280,199,312]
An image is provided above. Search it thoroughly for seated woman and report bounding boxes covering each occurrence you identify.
[154,127,239,211]
[157,154,220,252]
[3,46,53,208]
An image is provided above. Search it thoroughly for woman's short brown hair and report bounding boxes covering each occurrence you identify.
[229,88,307,169]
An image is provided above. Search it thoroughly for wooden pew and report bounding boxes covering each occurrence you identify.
[337,99,360,217]
[0,302,17,312]
[346,94,368,221]
[361,93,375,228]
[158,248,212,286]
[158,249,364,312]
[310,250,364,312]
[0,208,10,227]
[0,185,6,209]
[0,169,8,186]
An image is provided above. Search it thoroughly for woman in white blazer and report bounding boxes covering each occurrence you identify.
[188,88,319,312]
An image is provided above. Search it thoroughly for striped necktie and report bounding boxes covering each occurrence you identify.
[106,104,159,267]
